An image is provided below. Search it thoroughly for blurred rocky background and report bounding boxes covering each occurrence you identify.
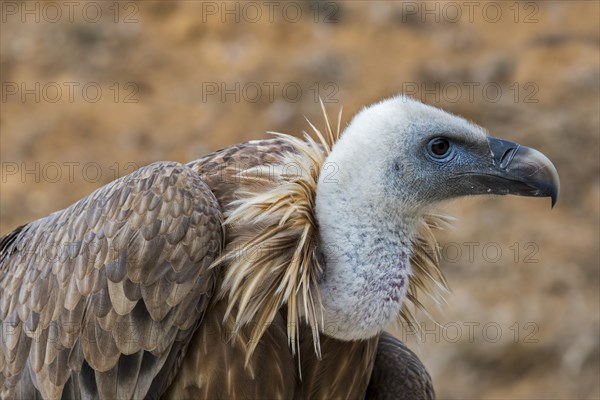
[1,1,598,398]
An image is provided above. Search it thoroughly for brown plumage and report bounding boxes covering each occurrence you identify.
[0,110,437,399]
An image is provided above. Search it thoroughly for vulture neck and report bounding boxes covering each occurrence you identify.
[315,182,418,341]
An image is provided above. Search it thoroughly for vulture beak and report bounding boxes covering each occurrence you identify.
[468,137,560,208]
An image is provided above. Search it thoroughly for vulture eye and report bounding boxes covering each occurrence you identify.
[427,137,453,160]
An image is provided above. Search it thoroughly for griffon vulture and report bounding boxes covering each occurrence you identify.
[0,96,559,399]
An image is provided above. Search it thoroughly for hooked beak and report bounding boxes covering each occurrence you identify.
[470,137,560,208]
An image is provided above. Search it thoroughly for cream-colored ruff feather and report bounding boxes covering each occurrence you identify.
[214,103,450,360]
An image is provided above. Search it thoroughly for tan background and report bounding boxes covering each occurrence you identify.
[1,1,598,398]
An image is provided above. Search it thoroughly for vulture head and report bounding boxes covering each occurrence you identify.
[314,96,559,341]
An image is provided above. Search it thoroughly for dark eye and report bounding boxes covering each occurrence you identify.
[427,137,452,160]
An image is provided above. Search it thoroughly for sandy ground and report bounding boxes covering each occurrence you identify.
[1,1,598,398]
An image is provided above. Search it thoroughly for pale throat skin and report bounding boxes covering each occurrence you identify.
[314,96,490,341]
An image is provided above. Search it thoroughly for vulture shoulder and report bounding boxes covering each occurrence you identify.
[0,161,223,399]
[366,332,435,400]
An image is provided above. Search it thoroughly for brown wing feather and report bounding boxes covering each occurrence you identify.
[0,161,223,399]
[365,332,435,400]
[164,300,296,399]
[187,138,296,208]
[297,325,380,399]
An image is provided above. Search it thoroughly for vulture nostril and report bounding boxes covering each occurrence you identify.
[499,147,517,169]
